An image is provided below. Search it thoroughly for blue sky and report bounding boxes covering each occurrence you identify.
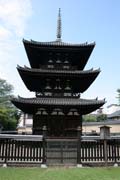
[0,0,120,107]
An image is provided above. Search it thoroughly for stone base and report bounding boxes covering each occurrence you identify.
[2,163,7,168]
[114,163,118,167]
[41,164,47,168]
[77,164,82,168]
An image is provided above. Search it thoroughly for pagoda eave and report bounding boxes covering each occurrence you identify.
[23,39,95,70]
[17,66,100,93]
[11,97,105,115]
[23,38,95,48]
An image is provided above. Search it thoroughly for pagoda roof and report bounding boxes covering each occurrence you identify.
[23,39,95,70]
[23,39,95,48]
[17,66,100,93]
[11,96,105,115]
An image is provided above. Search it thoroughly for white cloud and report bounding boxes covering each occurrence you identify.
[0,25,12,39]
[0,0,33,96]
[0,0,32,37]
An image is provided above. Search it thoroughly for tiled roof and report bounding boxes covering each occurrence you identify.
[23,39,95,47]
[12,97,105,115]
[83,119,120,126]
[108,110,120,118]
[23,39,95,70]
[17,65,100,93]
[12,96,105,106]
[17,65,100,75]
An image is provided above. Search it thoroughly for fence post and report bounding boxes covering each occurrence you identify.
[113,139,116,163]
[3,139,8,167]
[41,126,47,168]
[77,126,82,167]
[100,126,111,166]
[103,139,108,166]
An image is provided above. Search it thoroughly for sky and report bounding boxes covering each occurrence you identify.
[0,0,120,108]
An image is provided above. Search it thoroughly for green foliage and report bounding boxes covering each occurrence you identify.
[0,78,20,130]
[83,114,97,122]
[83,114,107,122]
[0,108,18,130]
[97,114,107,122]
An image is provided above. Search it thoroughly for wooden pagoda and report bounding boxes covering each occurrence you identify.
[12,9,105,137]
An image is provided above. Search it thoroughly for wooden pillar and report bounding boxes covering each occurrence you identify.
[4,139,8,164]
[103,139,107,166]
[100,126,111,166]
[23,113,26,126]
[42,126,47,164]
[77,126,82,164]
[114,139,117,163]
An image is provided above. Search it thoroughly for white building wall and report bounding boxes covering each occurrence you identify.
[104,104,120,114]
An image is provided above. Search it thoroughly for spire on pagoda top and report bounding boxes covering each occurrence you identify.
[56,8,62,42]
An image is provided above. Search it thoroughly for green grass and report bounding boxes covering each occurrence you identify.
[0,167,120,180]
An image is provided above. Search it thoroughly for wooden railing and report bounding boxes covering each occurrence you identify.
[81,140,120,163]
[46,137,120,165]
[0,134,120,165]
[0,135,44,164]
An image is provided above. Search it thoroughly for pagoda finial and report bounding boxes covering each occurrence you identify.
[56,8,62,42]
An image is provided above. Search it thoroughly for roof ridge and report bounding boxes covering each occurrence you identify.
[15,96,105,102]
[23,38,95,47]
[17,65,100,74]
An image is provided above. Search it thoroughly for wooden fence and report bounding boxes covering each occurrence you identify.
[0,135,44,165]
[81,139,120,163]
[46,138,120,165]
[0,134,120,166]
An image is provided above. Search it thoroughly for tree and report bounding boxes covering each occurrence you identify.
[116,89,120,106]
[83,113,107,122]
[83,114,97,122]
[0,78,20,130]
[96,114,107,122]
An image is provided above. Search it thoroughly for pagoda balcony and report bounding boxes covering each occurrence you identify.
[39,64,77,70]
[35,91,80,98]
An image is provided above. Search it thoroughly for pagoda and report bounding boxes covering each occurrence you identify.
[12,9,105,137]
